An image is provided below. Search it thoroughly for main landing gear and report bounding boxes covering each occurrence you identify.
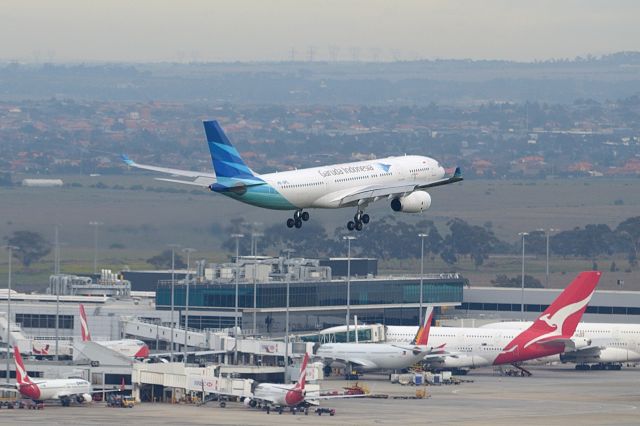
[347,210,370,232]
[286,210,310,229]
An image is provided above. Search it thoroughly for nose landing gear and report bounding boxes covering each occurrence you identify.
[286,210,310,229]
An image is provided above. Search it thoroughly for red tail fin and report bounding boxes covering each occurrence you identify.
[294,352,309,391]
[79,304,91,341]
[14,347,32,385]
[523,271,601,344]
[413,306,435,346]
[494,271,601,365]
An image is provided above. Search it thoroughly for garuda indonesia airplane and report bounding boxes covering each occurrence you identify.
[123,120,463,230]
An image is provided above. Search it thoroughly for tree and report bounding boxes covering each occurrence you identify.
[492,274,543,288]
[5,231,51,268]
[147,249,186,269]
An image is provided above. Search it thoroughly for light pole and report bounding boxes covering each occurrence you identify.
[538,228,558,288]
[284,257,290,382]
[231,233,244,364]
[88,221,103,275]
[518,232,529,321]
[343,236,356,343]
[418,233,429,326]
[54,225,60,361]
[182,248,195,364]
[251,232,263,333]
[5,245,18,384]
[167,243,181,362]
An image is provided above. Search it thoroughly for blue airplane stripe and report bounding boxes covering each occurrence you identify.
[213,165,253,180]
[213,158,254,175]
[211,142,245,158]
[208,142,246,165]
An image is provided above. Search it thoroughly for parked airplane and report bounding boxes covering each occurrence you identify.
[314,307,439,372]
[123,120,462,230]
[79,304,149,358]
[384,271,602,371]
[242,352,366,414]
[478,321,640,369]
[13,346,93,406]
[244,352,310,414]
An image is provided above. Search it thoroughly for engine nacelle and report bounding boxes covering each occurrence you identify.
[390,191,432,213]
[570,337,591,351]
[243,398,257,408]
[79,393,93,403]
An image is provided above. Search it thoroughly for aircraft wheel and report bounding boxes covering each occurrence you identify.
[347,221,355,231]
[266,406,270,414]
[361,214,370,224]
[286,218,295,228]
[295,219,303,229]
[278,407,283,414]
[355,222,363,231]
[220,401,226,408]
[301,211,310,221]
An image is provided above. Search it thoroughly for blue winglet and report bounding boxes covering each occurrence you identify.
[453,167,462,178]
[121,154,134,166]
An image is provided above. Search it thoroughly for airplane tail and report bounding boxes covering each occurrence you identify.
[79,304,92,342]
[496,271,601,362]
[203,121,262,182]
[294,352,310,392]
[412,306,435,346]
[523,271,601,343]
[14,347,33,385]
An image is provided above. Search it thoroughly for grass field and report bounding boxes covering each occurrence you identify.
[1,175,639,291]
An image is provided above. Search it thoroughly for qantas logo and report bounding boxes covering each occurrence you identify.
[32,344,50,355]
[522,292,594,349]
[14,348,32,385]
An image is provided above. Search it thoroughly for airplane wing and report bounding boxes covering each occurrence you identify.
[315,355,378,369]
[121,154,217,187]
[336,167,463,207]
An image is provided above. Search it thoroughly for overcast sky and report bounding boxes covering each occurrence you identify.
[2,0,639,63]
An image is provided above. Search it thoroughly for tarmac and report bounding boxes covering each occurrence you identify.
[2,365,639,425]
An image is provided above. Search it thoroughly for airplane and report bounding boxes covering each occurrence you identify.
[242,352,366,415]
[79,304,150,358]
[477,321,640,370]
[122,120,463,230]
[12,346,93,406]
[244,351,310,414]
[383,271,602,372]
[314,307,439,373]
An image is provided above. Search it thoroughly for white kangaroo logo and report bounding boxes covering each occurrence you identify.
[523,291,595,349]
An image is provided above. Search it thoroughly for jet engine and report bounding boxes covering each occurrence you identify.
[77,393,93,403]
[243,397,257,408]
[390,191,431,213]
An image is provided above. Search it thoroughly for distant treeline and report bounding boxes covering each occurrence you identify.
[222,215,640,270]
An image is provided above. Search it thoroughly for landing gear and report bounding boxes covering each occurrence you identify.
[287,210,309,229]
[346,210,370,231]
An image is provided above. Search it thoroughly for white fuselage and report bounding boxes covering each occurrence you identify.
[97,339,149,358]
[259,155,444,209]
[481,322,640,364]
[252,383,298,407]
[19,379,91,401]
[385,326,525,369]
[316,343,427,371]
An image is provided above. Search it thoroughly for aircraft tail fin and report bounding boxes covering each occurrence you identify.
[79,304,92,341]
[412,306,435,346]
[203,121,260,181]
[522,271,601,342]
[294,352,310,391]
[14,347,32,385]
